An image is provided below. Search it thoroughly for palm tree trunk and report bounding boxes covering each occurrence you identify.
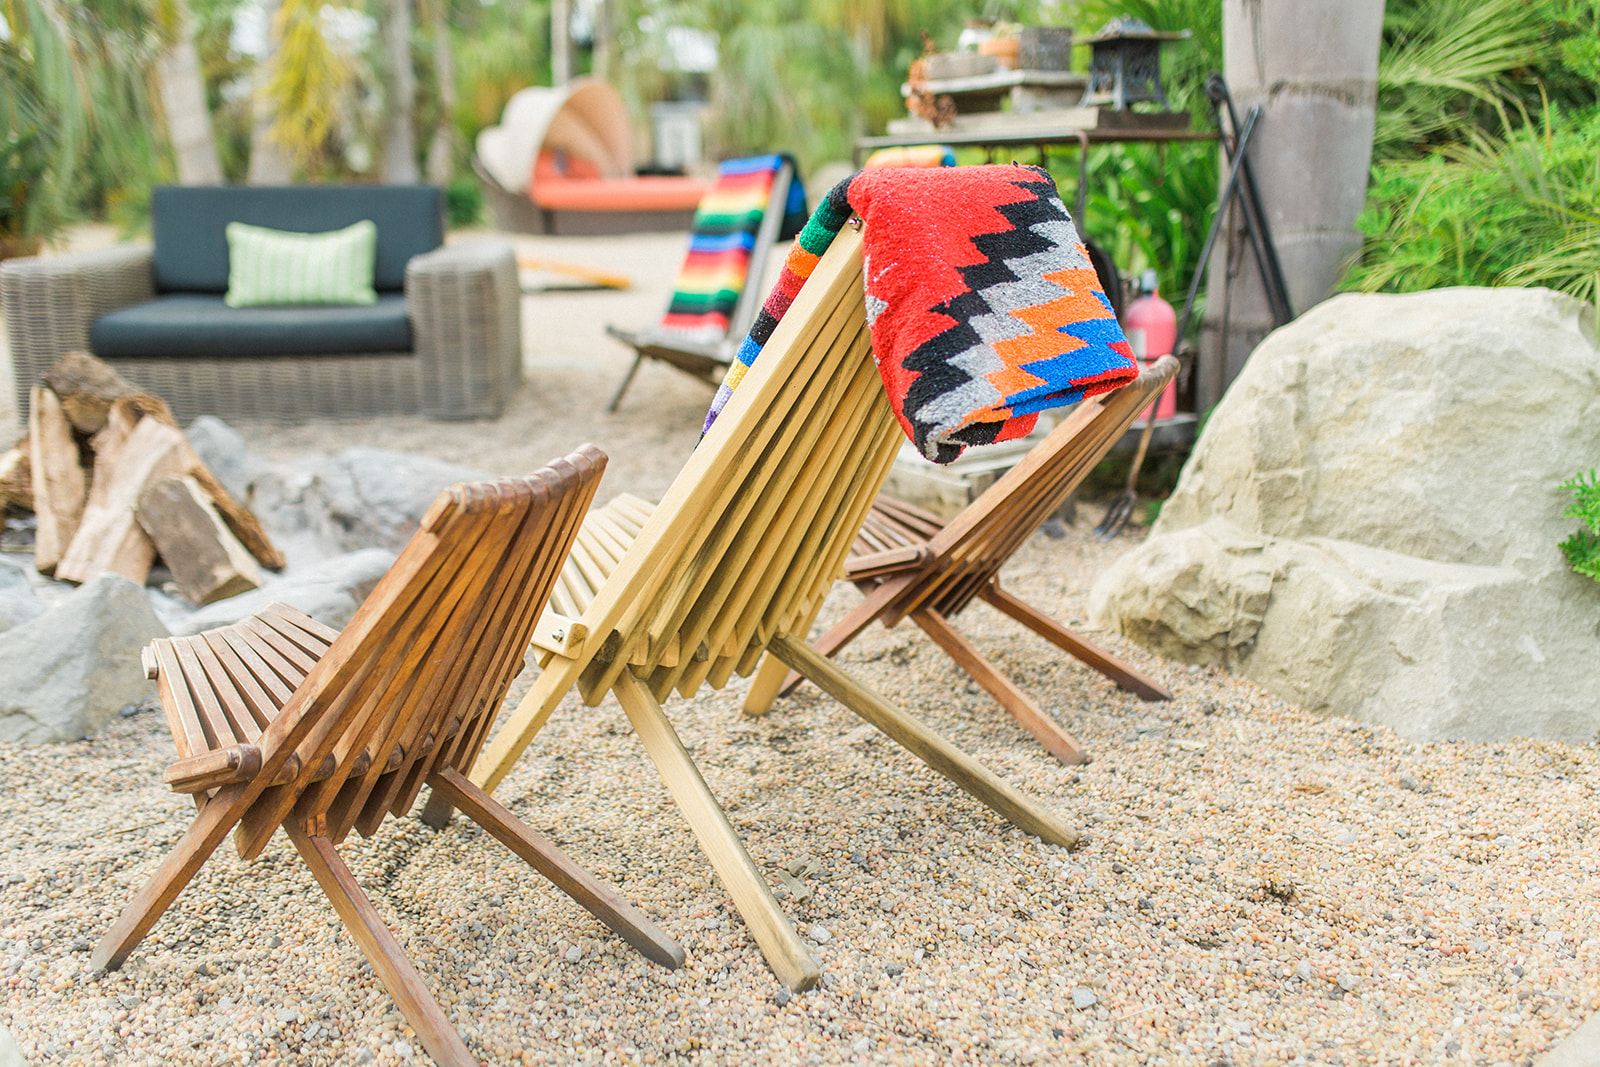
[154,0,223,185]
[247,0,295,184]
[381,0,421,183]
[1197,0,1385,412]
[424,0,457,184]
[590,0,613,85]
[552,0,572,84]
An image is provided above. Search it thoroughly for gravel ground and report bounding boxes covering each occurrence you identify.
[2,228,1598,1066]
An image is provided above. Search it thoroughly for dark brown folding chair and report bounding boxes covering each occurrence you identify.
[92,446,684,1067]
[745,356,1180,766]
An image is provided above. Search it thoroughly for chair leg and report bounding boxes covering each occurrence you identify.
[606,353,646,413]
[763,578,906,704]
[767,635,1080,850]
[742,654,793,716]
[612,669,822,993]
[464,656,587,801]
[980,584,1173,702]
[427,766,686,970]
[911,607,1089,766]
[92,793,243,973]
[286,823,479,1067]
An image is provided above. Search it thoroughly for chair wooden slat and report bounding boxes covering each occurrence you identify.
[95,446,684,1067]
[151,641,212,760]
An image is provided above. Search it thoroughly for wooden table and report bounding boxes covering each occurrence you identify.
[855,117,1216,218]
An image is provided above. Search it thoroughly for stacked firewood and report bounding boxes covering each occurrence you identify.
[0,352,283,605]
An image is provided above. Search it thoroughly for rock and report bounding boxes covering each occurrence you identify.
[1295,961,1313,981]
[0,1020,29,1067]
[808,925,832,944]
[0,556,42,633]
[159,548,395,636]
[251,448,491,562]
[0,574,166,742]
[1072,987,1098,1009]
[1091,288,1600,743]
[183,416,269,505]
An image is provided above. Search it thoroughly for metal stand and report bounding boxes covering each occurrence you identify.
[1176,74,1292,343]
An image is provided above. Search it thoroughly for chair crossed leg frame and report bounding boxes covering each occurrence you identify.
[751,574,1171,768]
[95,769,683,1067]
[462,636,1081,994]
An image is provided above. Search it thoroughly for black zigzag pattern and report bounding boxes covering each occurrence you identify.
[897,171,1071,457]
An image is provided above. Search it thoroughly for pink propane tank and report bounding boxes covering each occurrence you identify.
[1123,269,1178,421]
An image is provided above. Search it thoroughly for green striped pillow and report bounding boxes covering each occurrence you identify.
[224,220,378,307]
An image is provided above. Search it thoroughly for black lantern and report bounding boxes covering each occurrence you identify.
[1077,17,1190,111]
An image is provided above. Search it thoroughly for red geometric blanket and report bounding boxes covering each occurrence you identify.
[703,163,1138,463]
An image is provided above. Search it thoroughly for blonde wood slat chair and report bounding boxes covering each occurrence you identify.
[747,356,1181,768]
[92,447,685,1067]
[446,224,1080,994]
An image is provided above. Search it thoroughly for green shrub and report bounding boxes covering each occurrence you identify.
[1560,468,1600,583]
[445,177,484,229]
[1345,105,1600,306]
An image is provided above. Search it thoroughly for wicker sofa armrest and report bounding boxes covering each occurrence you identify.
[2,243,155,417]
[405,238,522,420]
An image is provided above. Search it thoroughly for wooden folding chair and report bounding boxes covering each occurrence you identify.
[92,446,685,1067]
[444,223,1080,994]
[746,356,1181,768]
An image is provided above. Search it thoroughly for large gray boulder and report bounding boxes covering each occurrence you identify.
[1090,287,1600,743]
[0,574,167,742]
[0,556,43,633]
[162,547,396,636]
[251,447,491,563]
[184,415,269,504]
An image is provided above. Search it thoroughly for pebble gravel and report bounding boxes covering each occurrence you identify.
[2,229,1596,1065]
[5,519,1597,1066]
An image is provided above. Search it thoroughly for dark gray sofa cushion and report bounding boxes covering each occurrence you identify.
[90,293,412,359]
[150,185,444,293]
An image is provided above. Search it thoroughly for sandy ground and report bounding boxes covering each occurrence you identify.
[2,225,1598,1067]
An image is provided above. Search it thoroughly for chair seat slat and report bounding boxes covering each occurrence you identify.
[151,640,212,761]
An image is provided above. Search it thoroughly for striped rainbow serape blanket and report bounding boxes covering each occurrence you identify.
[702,164,1139,463]
[657,154,807,341]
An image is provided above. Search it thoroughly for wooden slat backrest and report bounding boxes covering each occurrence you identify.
[887,358,1177,622]
[560,225,901,707]
[218,446,604,860]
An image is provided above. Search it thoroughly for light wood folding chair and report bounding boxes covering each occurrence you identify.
[746,356,1180,767]
[443,223,1080,994]
[92,446,685,1067]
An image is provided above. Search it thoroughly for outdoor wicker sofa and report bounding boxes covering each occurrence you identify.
[1,184,523,422]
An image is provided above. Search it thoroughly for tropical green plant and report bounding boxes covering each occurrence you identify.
[445,174,482,226]
[1343,0,1600,306]
[1559,468,1600,583]
[1346,105,1600,304]
[1373,0,1548,161]
[0,0,166,229]
[450,0,551,151]
[0,40,62,250]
